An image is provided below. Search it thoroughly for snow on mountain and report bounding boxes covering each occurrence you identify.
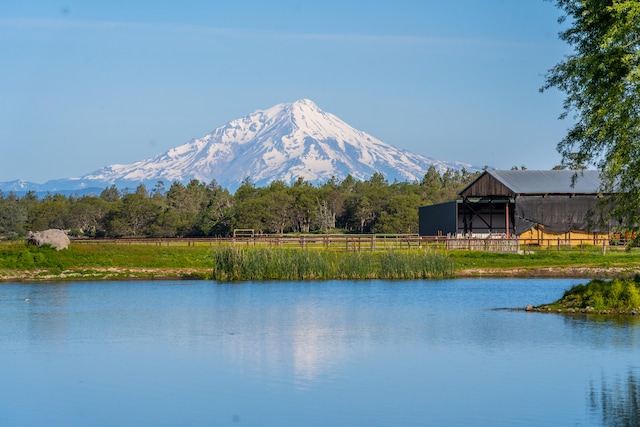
[2,99,480,194]
[0,179,42,193]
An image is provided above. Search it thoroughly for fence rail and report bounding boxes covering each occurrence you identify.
[72,234,424,251]
[70,234,619,253]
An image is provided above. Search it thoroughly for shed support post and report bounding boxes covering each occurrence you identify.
[505,203,510,238]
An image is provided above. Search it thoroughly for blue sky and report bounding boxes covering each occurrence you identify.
[0,0,570,183]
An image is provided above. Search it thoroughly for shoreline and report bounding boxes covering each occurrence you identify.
[454,266,635,279]
[1,266,633,282]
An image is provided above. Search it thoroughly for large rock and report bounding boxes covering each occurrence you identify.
[27,229,70,251]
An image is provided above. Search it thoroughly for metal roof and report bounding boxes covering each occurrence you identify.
[460,170,602,196]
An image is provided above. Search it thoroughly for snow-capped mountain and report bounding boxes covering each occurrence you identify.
[1,99,479,194]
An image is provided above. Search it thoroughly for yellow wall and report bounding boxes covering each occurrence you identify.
[518,225,608,247]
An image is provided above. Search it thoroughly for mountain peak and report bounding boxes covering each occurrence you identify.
[263,98,323,120]
[1,100,480,193]
[290,98,317,107]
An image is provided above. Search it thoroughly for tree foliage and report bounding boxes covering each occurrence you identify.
[543,0,640,227]
[0,169,478,239]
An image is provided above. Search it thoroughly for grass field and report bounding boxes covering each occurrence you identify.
[450,247,640,272]
[2,240,640,281]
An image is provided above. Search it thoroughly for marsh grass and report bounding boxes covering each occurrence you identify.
[212,247,454,281]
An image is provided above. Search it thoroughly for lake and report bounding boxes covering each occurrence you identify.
[1,278,639,426]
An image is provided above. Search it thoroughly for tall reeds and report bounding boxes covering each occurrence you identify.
[212,247,454,281]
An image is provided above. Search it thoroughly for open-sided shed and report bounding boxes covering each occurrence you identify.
[419,170,612,244]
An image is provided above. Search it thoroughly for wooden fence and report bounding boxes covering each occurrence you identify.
[70,233,627,253]
[69,234,620,253]
[73,234,424,251]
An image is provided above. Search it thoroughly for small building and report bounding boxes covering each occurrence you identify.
[419,170,613,245]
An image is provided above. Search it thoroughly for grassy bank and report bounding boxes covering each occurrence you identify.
[3,240,640,281]
[0,241,216,280]
[451,247,640,277]
[534,276,640,315]
[0,242,454,281]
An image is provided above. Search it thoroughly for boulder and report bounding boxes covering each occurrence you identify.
[27,229,70,251]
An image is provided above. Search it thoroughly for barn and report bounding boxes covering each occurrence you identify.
[418,170,614,245]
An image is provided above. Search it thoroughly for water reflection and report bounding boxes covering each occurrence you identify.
[2,279,640,426]
[213,299,353,390]
[590,369,640,427]
[292,304,348,387]
[26,284,71,345]
[562,314,640,349]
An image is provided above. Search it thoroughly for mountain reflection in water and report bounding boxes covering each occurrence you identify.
[1,278,640,427]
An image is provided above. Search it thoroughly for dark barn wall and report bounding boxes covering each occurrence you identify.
[419,202,458,236]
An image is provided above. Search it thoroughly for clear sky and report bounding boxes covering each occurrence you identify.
[0,0,571,183]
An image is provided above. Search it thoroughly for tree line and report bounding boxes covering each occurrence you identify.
[0,167,478,239]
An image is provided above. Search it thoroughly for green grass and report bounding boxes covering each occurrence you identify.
[0,241,213,269]
[0,241,454,281]
[538,276,640,313]
[0,241,215,280]
[447,246,640,272]
[4,240,640,282]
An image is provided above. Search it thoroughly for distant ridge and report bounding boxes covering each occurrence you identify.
[0,99,480,194]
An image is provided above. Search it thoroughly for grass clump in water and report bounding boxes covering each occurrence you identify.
[537,276,640,314]
[212,247,454,281]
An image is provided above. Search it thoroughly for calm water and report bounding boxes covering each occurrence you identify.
[1,278,639,427]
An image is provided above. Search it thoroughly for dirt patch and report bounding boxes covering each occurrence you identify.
[0,267,213,282]
[455,266,636,279]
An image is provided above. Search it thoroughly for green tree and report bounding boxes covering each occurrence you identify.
[375,194,421,234]
[353,196,376,233]
[198,181,234,236]
[163,180,214,236]
[289,177,317,233]
[232,178,265,232]
[103,192,160,237]
[100,185,121,202]
[26,193,69,231]
[163,182,190,235]
[317,176,345,231]
[262,181,294,233]
[66,196,110,236]
[542,0,640,227]
[0,192,27,237]
[421,165,442,194]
